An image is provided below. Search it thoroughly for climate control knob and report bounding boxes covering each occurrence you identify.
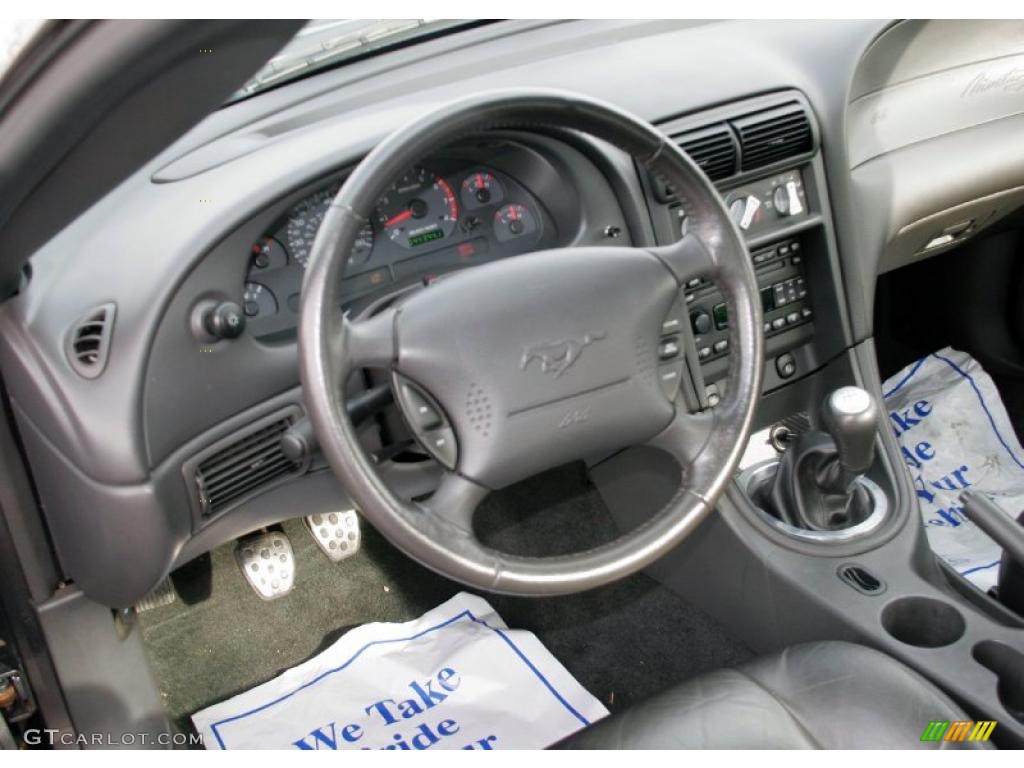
[690,309,712,336]
[773,185,790,215]
[727,194,761,231]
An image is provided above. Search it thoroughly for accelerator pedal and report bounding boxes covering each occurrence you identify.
[134,575,177,613]
[305,510,361,562]
[236,530,295,600]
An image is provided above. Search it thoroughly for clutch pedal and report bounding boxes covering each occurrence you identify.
[236,530,295,600]
[305,510,361,562]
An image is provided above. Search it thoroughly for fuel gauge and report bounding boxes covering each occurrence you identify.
[460,171,505,211]
[243,282,278,319]
[494,203,538,243]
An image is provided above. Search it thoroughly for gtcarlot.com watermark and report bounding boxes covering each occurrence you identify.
[24,729,204,747]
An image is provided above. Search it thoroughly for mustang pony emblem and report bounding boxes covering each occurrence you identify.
[520,332,606,378]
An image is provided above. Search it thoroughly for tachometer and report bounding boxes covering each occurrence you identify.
[286,183,375,268]
[375,168,458,249]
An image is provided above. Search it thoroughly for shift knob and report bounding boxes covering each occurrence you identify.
[819,386,880,490]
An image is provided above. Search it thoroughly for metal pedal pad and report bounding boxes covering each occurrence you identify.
[305,509,361,562]
[236,531,295,600]
[134,575,177,613]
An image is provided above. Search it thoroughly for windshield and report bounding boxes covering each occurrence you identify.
[231,19,475,102]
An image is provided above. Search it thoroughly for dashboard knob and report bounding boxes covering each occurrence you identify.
[690,309,712,335]
[203,301,246,340]
[772,185,790,215]
[727,194,761,231]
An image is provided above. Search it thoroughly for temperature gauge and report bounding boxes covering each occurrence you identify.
[349,223,375,267]
[494,203,538,243]
[250,237,288,271]
[460,171,505,211]
[243,282,278,319]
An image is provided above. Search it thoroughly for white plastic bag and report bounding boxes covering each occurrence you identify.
[883,347,1024,591]
[192,592,608,750]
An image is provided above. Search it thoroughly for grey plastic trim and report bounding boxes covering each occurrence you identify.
[737,458,890,543]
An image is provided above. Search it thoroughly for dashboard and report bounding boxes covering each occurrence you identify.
[6,19,1024,609]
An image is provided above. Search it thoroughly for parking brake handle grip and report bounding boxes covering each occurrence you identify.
[817,386,880,493]
[961,491,1024,568]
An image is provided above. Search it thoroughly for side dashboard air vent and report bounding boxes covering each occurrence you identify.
[190,412,303,517]
[65,303,115,378]
[673,124,738,182]
[732,101,812,172]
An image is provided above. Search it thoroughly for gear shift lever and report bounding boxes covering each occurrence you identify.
[817,386,881,494]
[767,386,881,531]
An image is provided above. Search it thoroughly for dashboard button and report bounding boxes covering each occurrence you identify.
[698,346,712,360]
[658,338,680,360]
[426,427,457,469]
[690,310,712,335]
[658,361,684,401]
[661,317,681,335]
[705,384,721,407]
[399,382,443,431]
[772,317,786,330]
[713,339,728,354]
[776,353,797,379]
[786,311,800,325]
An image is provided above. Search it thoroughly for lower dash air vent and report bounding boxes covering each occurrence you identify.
[187,408,305,518]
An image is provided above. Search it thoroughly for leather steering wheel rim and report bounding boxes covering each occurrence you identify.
[299,89,763,596]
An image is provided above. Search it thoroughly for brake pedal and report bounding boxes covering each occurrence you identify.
[305,510,361,562]
[134,575,177,613]
[236,531,295,600]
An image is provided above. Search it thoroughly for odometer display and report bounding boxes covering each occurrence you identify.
[408,230,445,248]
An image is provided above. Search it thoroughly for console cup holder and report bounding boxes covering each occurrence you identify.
[882,596,966,648]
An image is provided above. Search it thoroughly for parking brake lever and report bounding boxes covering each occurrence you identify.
[960,491,1024,617]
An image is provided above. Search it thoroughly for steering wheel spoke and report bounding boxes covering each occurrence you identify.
[338,307,397,373]
[417,471,489,533]
[648,232,719,287]
[646,405,717,469]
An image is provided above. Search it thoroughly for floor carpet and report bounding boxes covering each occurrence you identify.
[137,463,752,731]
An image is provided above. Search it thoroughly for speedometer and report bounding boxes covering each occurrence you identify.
[375,168,458,249]
[285,183,375,268]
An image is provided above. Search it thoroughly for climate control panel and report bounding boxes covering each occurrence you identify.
[722,169,808,238]
[686,236,812,370]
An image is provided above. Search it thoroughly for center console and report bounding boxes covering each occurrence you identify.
[592,91,1024,746]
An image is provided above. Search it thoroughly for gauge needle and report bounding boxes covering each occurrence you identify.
[384,209,413,227]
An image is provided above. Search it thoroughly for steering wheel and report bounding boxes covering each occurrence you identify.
[299,89,762,596]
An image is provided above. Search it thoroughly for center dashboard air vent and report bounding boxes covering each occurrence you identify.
[652,93,815,198]
[674,124,738,182]
[731,101,813,172]
[185,408,306,519]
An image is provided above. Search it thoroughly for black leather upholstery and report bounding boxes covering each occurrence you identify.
[558,642,990,749]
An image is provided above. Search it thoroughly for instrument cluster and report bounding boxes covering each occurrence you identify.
[243,162,551,339]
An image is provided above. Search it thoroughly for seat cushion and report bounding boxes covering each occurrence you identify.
[558,641,990,749]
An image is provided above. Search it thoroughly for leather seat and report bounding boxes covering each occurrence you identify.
[559,641,990,749]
